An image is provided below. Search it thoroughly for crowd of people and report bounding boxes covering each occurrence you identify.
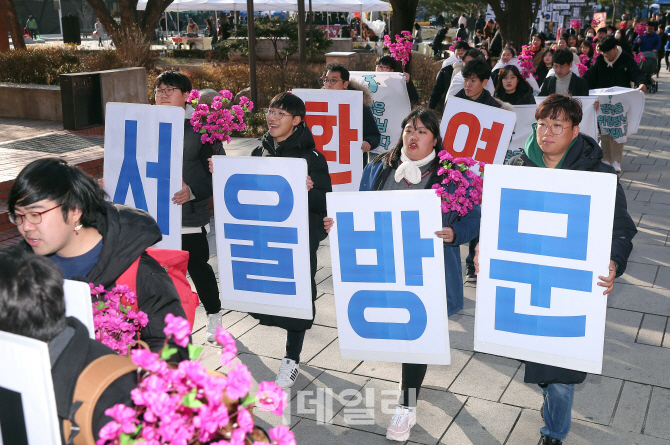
[2,9,655,445]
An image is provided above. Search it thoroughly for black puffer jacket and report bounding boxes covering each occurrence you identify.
[509,132,637,385]
[52,317,136,444]
[20,202,190,360]
[250,122,332,330]
[583,48,646,89]
[182,118,219,228]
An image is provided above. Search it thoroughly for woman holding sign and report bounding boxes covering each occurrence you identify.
[324,108,480,442]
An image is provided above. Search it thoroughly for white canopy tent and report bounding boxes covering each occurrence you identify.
[139,0,389,12]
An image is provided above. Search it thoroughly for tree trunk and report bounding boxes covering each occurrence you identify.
[388,0,418,74]
[0,0,26,49]
[297,0,306,62]
[488,0,540,50]
[0,2,11,51]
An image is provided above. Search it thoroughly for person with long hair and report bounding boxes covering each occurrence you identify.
[494,65,536,105]
[536,48,554,87]
[531,33,547,69]
[579,39,595,67]
[323,108,480,442]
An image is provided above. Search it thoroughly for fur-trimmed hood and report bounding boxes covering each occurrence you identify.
[494,97,515,112]
[347,80,374,107]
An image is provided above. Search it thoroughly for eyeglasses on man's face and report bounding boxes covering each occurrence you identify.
[154,86,178,97]
[537,122,570,136]
[322,78,343,85]
[264,109,292,119]
[9,204,63,226]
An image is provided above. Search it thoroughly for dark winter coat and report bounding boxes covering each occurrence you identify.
[508,131,637,385]
[52,317,136,444]
[182,118,219,228]
[538,73,590,96]
[250,122,332,330]
[360,150,481,315]
[347,82,381,151]
[20,202,190,360]
[429,63,456,109]
[583,49,646,89]
[455,87,504,109]
[495,88,536,105]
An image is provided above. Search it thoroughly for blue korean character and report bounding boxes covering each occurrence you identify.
[370,101,385,117]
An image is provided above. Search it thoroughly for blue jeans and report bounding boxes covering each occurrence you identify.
[540,383,574,441]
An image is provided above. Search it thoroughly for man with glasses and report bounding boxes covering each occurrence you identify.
[322,63,381,164]
[154,71,223,343]
[8,158,189,360]
[479,94,637,445]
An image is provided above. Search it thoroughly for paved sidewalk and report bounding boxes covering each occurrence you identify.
[191,72,670,444]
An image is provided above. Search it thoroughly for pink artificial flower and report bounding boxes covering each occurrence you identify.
[104,404,138,434]
[97,421,121,444]
[215,327,238,366]
[256,381,288,416]
[226,363,252,400]
[236,406,254,433]
[269,425,296,445]
[163,313,191,348]
[220,90,234,100]
[131,348,164,373]
[188,90,201,103]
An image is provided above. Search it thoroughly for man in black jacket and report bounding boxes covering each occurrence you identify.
[476,95,636,445]
[583,36,647,173]
[0,247,137,444]
[538,49,590,96]
[155,71,222,343]
[428,40,471,109]
[8,159,189,360]
[238,93,331,388]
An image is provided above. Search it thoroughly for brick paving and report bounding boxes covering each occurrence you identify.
[1,70,669,443]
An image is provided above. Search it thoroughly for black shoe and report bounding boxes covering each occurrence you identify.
[465,264,476,282]
[542,436,563,445]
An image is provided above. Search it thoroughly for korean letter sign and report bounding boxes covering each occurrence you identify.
[440,97,516,169]
[0,331,61,444]
[327,190,450,365]
[212,156,312,319]
[475,165,617,373]
[104,103,184,250]
[349,71,411,154]
[292,89,363,192]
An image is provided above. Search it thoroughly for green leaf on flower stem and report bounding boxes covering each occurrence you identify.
[182,389,203,409]
[240,393,256,407]
[188,344,203,360]
[93,301,106,310]
[160,346,178,361]
[119,433,137,445]
[119,305,129,315]
[200,129,207,134]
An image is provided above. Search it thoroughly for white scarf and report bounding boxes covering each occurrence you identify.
[394,148,436,185]
[606,46,623,68]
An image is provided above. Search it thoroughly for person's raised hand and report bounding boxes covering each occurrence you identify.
[307,175,314,191]
[474,243,480,275]
[208,158,214,173]
[324,216,334,233]
[597,260,617,295]
[172,180,190,205]
[435,227,455,243]
[361,141,371,152]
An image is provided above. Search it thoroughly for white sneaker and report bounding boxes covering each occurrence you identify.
[602,160,611,166]
[386,405,416,441]
[612,161,622,173]
[206,312,222,342]
[275,358,300,388]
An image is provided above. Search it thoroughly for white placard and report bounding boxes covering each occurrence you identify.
[327,190,450,365]
[534,96,598,141]
[64,279,94,339]
[292,89,363,192]
[0,331,60,444]
[590,87,645,143]
[212,156,312,319]
[506,104,538,164]
[474,165,617,374]
[440,97,517,169]
[103,103,184,250]
[349,72,412,155]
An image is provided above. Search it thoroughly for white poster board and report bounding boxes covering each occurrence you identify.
[474,165,617,373]
[64,279,94,339]
[292,89,363,192]
[440,97,517,170]
[327,190,450,365]
[212,156,313,319]
[0,331,60,444]
[349,72,411,155]
[590,87,645,143]
[506,104,539,164]
[534,95,598,141]
[104,103,184,250]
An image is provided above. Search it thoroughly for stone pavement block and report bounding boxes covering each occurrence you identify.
[353,360,402,383]
[504,409,543,445]
[461,285,476,316]
[644,387,670,439]
[605,308,644,343]
[626,190,640,201]
[318,275,334,294]
[197,344,226,371]
[612,381,652,433]
[631,155,657,165]
[449,353,520,401]
[572,374,622,425]
[622,172,651,181]
[313,293,337,328]
[407,388,468,445]
[636,191,652,202]
[290,417,390,445]
[314,266,332,286]
[615,262,659,288]
[637,314,667,346]
[308,339,362,373]
[632,226,669,247]
[653,266,670,289]
[439,397,521,445]
[500,364,544,410]
[567,419,670,445]
[237,323,338,363]
[449,313,474,352]
[627,200,670,217]
[603,338,670,387]
[191,309,250,344]
[289,369,369,424]
[422,349,473,392]
[608,283,670,316]
[316,245,332,268]
[225,314,260,339]
[651,191,670,205]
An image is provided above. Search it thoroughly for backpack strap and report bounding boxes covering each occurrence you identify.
[63,355,139,445]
